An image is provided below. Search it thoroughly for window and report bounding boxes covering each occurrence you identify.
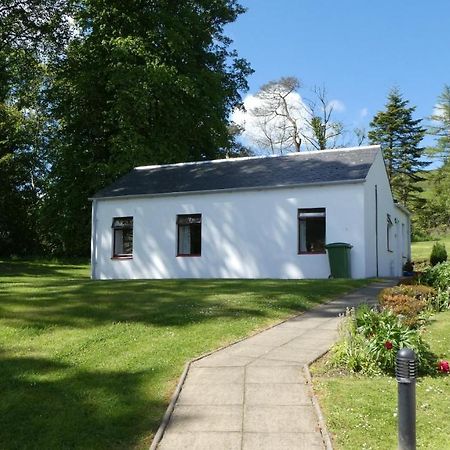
[112,217,133,257]
[298,208,326,254]
[387,214,393,251]
[177,214,201,256]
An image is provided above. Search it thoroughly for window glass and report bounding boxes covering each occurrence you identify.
[298,208,326,253]
[177,214,201,256]
[112,217,133,257]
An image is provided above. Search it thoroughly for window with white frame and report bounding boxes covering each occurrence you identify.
[177,214,201,256]
[112,217,133,257]
[298,208,326,254]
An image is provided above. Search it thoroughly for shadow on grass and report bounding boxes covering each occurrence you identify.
[0,261,369,449]
[0,259,90,279]
[0,273,365,330]
[0,350,164,450]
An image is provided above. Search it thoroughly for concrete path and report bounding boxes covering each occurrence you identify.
[156,280,397,450]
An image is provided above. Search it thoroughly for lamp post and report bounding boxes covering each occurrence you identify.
[395,348,417,450]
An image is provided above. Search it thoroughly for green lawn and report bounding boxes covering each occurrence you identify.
[411,235,450,262]
[0,260,367,449]
[312,310,450,449]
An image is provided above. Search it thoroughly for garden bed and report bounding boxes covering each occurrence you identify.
[311,262,450,449]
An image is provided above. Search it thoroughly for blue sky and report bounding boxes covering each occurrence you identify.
[226,0,450,145]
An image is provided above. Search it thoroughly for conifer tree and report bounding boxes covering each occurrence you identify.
[368,88,428,207]
[428,85,450,162]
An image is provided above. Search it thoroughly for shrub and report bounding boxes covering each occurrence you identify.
[379,293,427,327]
[403,259,414,273]
[430,242,448,266]
[330,306,437,375]
[379,285,436,302]
[421,262,450,291]
[379,285,437,322]
[330,307,379,374]
[430,289,450,312]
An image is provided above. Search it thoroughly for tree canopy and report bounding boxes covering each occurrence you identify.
[427,85,450,163]
[0,0,252,256]
[368,88,428,208]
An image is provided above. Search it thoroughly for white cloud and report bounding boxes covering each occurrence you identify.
[328,99,346,113]
[359,107,368,118]
[432,103,445,120]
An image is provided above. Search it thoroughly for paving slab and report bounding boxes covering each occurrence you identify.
[165,405,242,433]
[192,354,253,367]
[159,432,241,450]
[243,405,318,433]
[245,366,305,384]
[245,383,310,405]
[156,279,397,449]
[242,432,324,450]
[178,383,244,405]
[247,358,304,367]
[187,367,245,385]
[262,347,318,364]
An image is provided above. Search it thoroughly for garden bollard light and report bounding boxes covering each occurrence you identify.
[395,348,418,450]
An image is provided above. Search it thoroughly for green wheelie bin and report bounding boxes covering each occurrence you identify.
[325,242,353,278]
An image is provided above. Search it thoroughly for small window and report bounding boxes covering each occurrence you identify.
[112,217,133,257]
[298,208,326,254]
[387,214,393,251]
[177,214,201,256]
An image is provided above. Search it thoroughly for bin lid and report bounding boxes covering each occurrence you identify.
[325,242,353,249]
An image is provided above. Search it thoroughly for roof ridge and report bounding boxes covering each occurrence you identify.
[135,145,380,171]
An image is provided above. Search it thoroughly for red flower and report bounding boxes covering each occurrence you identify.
[438,360,449,373]
[384,341,393,350]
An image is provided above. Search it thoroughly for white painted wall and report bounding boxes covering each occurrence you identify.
[91,182,368,279]
[363,151,411,277]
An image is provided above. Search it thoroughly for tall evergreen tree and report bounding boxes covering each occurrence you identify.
[368,88,428,207]
[427,85,450,162]
[415,85,450,235]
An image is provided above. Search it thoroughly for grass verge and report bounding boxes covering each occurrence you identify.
[411,234,450,262]
[0,259,367,449]
[311,310,450,449]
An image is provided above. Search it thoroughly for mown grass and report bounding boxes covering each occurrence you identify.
[0,259,367,449]
[411,234,450,262]
[312,310,450,449]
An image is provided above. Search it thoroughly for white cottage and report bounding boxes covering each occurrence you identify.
[90,145,410,280]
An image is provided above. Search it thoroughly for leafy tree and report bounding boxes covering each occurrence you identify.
[303,86,344,151]
[0,1,73,256]
[43,0,252,255]
[414,163,450,235]
[0,0,72,53]
[243,77,344,154]
[368,88,428,207]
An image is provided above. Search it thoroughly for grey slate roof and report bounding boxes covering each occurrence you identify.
[92,146,380,199]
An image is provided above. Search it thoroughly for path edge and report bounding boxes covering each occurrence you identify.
[149,280,387,449]
[304,354,334,450]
